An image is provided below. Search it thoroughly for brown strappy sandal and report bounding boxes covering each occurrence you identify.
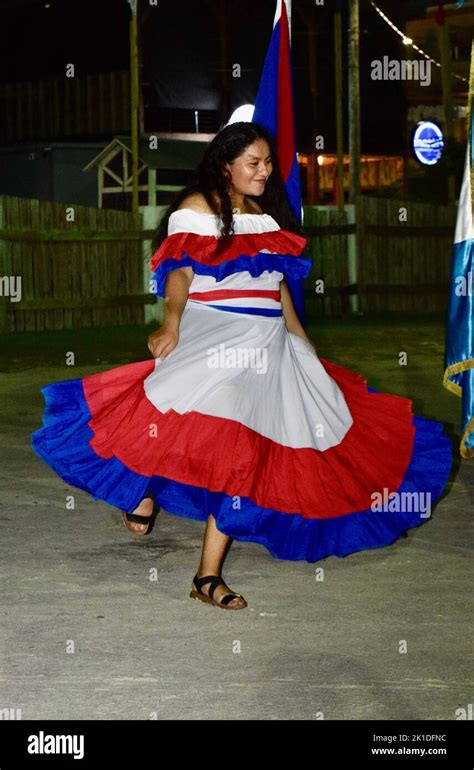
[121,493,159,536]
[190,574,248,610]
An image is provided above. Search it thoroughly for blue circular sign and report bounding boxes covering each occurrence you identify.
[412,121,444,165]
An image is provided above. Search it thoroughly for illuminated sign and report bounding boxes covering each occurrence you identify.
[412,121,444,165]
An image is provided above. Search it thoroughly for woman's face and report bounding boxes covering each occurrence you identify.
[224,139,273,197]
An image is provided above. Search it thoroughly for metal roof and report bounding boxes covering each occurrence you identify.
[83,134,209,172]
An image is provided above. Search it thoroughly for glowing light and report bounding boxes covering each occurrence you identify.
[412,121,445,166]
[369,0,469,84]
[226,105,255,125]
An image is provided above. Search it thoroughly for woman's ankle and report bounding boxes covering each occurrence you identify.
[196,568,221,578]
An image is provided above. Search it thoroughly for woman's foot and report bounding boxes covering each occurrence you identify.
[192,573,247,609]
[122,496,155,535]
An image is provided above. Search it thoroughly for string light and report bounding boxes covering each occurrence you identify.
[369,0,469,84]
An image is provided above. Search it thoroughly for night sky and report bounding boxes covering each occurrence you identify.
[0,0,447,155]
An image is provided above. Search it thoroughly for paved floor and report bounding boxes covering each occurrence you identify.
[0,365,472,720]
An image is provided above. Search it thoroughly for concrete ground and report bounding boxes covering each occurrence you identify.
[0,320,473,720]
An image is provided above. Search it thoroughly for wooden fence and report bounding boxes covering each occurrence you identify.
[304,196,457,317]
[304,205,352,318]
[0,195,153,333]
[0,194,458,333]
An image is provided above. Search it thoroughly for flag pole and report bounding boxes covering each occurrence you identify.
[287,0,297,217]
[334,2,345,213]
[129,0,140,222]
[437,5,456,203]
[348,0,360,314]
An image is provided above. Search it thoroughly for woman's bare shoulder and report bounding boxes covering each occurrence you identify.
[176,193,215,214]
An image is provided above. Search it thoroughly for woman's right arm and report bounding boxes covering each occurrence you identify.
[147,266,194,359]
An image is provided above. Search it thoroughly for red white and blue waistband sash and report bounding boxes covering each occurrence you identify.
[187,288,283,316]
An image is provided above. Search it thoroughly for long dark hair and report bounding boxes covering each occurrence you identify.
[150,121,303,254]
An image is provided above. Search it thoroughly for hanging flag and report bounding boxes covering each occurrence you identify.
[252,0,306,322]
[443,58,474,457]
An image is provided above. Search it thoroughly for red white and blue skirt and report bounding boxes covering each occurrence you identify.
[31,221,453,563]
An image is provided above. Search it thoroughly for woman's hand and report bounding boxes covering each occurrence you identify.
[148,323,179,360]
[280,279,316,353]
[147,267,192,360]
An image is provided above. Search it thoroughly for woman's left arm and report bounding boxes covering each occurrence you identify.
[280,279,317,351]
